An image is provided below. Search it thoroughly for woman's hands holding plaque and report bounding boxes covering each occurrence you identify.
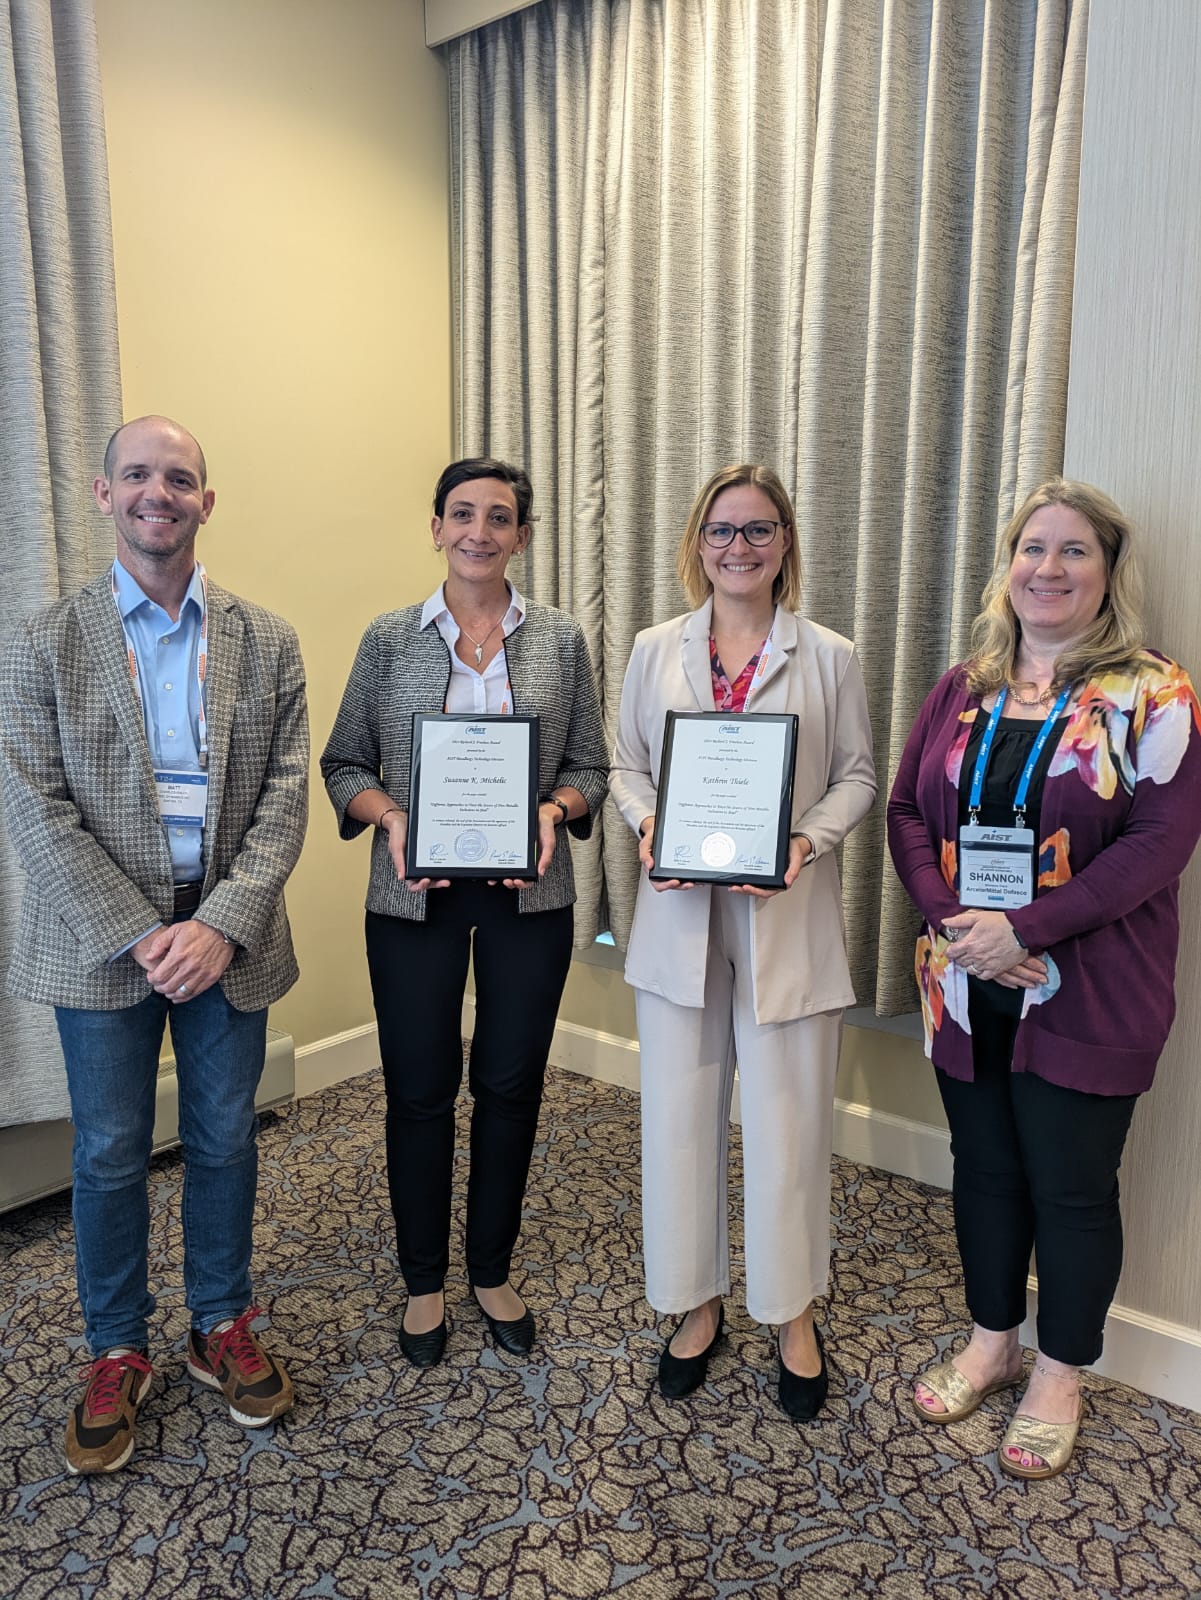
[492,802,560,890]
[639,815,695,892]
[639,819,811,895]
[727,833,811,898]
[381,809,451,893]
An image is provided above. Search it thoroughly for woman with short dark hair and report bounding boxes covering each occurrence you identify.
[322,458,607,1366]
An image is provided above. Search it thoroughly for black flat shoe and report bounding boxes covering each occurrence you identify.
[658,1303,724,1399]
[477,1300,536,1356]
[399,1315,448,1369]
[778,1323,828,1421]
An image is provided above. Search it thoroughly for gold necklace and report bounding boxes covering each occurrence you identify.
[1006,678,1056,709]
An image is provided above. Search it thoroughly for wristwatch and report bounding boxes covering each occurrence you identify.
[547,796,570,826]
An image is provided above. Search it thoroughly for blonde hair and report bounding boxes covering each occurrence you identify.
[965,477,1145,696]
[676,464,803,612]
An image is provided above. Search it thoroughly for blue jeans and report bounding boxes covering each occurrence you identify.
[55,986,268,1354]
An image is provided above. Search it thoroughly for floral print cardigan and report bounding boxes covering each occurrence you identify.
[887,652,1201,1095]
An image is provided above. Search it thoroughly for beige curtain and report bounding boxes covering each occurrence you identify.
[0,0,121,1123]
[447,0,1087,1007]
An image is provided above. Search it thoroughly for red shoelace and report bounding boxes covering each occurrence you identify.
[205,1306,269,1376]
[79,1351,152,1417]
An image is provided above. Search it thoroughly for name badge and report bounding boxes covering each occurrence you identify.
[959,823,1034,909]
[154,770,208,827]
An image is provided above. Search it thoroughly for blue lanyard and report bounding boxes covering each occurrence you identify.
[967,685,1072,823]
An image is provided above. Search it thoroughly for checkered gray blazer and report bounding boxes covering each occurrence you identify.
[0,573,309,1011]
[321,601,608,920]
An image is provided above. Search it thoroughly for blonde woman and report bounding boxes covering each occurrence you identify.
[611,464,875,1419]
[888,479,1201,1478]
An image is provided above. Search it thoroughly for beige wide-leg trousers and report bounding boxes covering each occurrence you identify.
[635,891,841,1327]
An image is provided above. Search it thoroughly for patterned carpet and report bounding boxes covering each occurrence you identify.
[2,1064,1201,1600]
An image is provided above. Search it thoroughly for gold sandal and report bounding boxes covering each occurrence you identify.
[910,1355,1024,1425]
[998,1396,1084,1480]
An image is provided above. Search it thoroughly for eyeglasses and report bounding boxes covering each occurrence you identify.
[700,520,783,548]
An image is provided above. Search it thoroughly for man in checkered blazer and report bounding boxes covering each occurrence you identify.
[0,416,309,1474]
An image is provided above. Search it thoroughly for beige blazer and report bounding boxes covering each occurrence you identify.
[610,601,876,1024]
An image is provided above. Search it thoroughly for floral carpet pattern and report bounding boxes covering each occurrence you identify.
[2,1065,1201,1600]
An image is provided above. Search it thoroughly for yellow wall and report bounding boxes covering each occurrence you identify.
[95,0,452,1048]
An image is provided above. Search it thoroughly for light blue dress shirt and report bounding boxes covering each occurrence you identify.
[112,559,206,884]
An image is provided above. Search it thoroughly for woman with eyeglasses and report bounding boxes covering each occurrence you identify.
[611,464,875,1419]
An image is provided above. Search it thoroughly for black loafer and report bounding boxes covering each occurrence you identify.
[478,1302,536,1356]
[399,1315,448,1369]
[658,1303,724,1399]
[778,1323,828,1421]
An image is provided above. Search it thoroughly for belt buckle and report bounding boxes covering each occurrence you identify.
[172,882,203,919]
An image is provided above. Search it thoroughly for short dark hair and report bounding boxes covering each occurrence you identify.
[103,417,208,488]
[433,457,533,525]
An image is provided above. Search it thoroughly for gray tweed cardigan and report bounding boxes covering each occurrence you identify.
[321,601,608,920]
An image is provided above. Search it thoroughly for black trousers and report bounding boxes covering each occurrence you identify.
[365,885,573,1295]
[935,980,1138,1366]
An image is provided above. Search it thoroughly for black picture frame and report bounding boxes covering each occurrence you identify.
[406,713,540,880]
[649,711,798,888]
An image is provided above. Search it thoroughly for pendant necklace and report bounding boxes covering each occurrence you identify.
[458,614,506,666]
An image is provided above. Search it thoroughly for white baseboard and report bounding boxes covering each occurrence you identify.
[0,1029,295,1216]
[536,1016,642,1092]
[294,1022,379,1097]
[830,1098,954,1191]
[297,1005,1201,1412]
[457,996,955,1187]
[1021,1287,1201,1413]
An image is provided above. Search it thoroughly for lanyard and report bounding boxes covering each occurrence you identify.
[111,562,210,767]
[725,631,774,712]
[746,632,773,707]
[709,628,775,711]
[967,684,1071,824]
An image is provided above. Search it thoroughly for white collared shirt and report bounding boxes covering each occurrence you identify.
[421,582,526,715]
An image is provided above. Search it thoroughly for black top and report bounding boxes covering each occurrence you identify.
[957,710,1067,832]
[955,709,1069,1017]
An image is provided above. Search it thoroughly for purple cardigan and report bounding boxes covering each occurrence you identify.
[887,652,1201,1095]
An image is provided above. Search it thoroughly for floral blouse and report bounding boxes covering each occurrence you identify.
[710,636,765,713]
[886,652,1201,1095]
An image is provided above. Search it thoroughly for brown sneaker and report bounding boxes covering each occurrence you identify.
[186,1307,293,1427]
[65,1349,154,1474]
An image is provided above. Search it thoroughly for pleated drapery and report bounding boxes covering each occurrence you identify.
[449,0,1087,1010]
[0,0,121,1123]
